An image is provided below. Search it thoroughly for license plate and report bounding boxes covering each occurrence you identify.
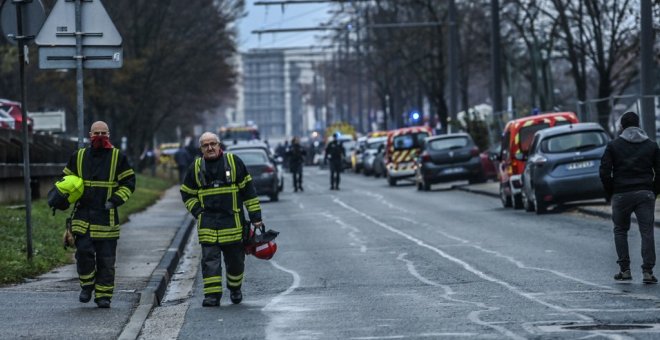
[442,167,464,174]
[566,160,594,170]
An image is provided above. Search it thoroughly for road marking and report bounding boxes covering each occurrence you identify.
[397,252,524,339]
[322,212,367,253]
[333,198,595,321]
[263,260,302,340]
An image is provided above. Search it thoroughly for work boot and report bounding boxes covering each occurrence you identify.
[79,287,93,303]
[230,289,243,304]
[202,294,221,307]
[643,272,658,284]
[95,298,111,308]
[613,269,632,281]
[299,186,304,192]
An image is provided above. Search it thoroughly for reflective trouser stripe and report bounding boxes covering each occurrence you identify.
[203,275,223,295]
[227,272,244,289]
[79,270,95,288]
[95,284,114,298]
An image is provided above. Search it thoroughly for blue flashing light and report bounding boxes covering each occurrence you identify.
[411,111,420,121]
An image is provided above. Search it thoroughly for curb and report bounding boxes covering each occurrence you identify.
[118,213,195,340]
[454,184,500,199]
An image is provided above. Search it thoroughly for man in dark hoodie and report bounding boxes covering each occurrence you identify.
[600,111,660,284]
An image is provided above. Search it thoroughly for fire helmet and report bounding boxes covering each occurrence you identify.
[48,175,84,211]
[244,224,279,260]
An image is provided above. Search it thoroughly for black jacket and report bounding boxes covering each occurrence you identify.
[599,127,660,197]
[325,140,345,165]
[286,143,306,168]
[63,147,136,239]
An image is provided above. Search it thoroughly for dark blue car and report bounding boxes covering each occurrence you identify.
[521,123,610,214]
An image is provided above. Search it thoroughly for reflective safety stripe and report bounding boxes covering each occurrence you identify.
[227,273,244,288]
[180,184,197,195]
[79,270,96,287]
[83,180,118,188]
[204,286,222,294]
[238,174,252,189]
[197,226,242,244]
[63,167,74,176]
[71,219,89,234]
[117,169,134,180]
[115,186,132,201]
[185,198,199,211]
[76,149,85,177]
[95,284,114,298]
[89,224,120,239]
[79,271,96,280]
[203,275,223,295]
[244,197,260,213]
[194,158,202,187]
[227,154,237,183]
[203,276,222,285]
[108,149,119,200]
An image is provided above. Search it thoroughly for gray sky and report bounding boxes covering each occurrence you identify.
[237,1,333,51]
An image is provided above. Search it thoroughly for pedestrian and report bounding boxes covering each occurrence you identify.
[60,121,136,308]
[174,140,195,184]
[180,132,265,307]
[286,136,306,192]
[599,111,660,284]
[325,132,345,190]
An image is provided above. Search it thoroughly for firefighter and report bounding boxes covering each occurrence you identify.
[180,132,264,307]
[325,132,345,190]
[286,136,306,192]
[61,121,136,308]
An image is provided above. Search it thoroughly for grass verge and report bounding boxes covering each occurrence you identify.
[0,174,174,285]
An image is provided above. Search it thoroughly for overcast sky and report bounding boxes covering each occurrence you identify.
[237,1,334,52]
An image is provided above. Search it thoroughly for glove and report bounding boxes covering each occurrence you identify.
[105,201,115,210]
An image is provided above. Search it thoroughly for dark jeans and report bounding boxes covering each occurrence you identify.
[611,190,656,272]
[291,164,303,189]
[329,162,342,188]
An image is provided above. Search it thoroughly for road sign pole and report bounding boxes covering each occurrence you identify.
[75,0,84,148]
[14,0,34,261]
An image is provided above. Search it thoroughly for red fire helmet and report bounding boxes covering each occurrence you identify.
[244,224,279,260]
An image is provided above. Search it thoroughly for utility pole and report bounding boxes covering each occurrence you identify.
[640,0,655,141]
[490,0,503,129]
[448,0,458,132]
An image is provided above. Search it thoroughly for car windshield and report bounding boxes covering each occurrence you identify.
[221,129,259,141]
[519,123,550,153]
[428,136,469,151]
[393,132,428,151]
[233,151,269,165]
[542,131,608,153]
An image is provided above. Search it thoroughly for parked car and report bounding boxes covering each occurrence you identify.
[351,136,368,173]
[227,142,284,194]
[227,148,280,202]
[496,112,579,209]
[385,126,433,186]
[414,133,485,191]
[480,144,500,181]
[0,109,15,130]
[362,136,388,176]
[0,99,32,132]
[521,123,609,214]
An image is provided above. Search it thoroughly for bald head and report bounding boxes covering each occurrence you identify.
[89,121,110,138]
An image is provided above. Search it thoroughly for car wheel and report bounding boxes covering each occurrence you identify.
[533,188,547,214]
[522,188,534,212]
[388,175,397,186]
[500,183,512,208]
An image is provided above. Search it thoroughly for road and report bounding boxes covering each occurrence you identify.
[141,168,660,340]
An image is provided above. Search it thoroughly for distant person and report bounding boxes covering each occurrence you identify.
[286,137,306,192]
[174,144,194,184]
[282,140,290,170]
[325,133,345,190]
[60,121,136,308]
[600,112,660,284]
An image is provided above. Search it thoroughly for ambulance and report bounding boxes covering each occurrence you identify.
[385,126,433,186]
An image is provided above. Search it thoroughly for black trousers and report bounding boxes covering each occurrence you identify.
[291,163,303,189]
[329,162,342,188]
[201,242,245,296]
[612,190,656,272]
[75,232,117,301]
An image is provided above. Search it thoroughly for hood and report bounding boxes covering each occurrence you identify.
[619,127,649,143]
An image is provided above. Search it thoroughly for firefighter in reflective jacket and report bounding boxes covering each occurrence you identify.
[61,121,136,308]
[180,132,263,307]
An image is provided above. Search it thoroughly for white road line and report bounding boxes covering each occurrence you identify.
[333,197,595,322]
[263,260,301,312]
[397,252,525,340]
[322,212,367,253]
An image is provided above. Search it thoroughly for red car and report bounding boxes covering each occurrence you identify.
[479,144,500,181]
[0,99,33,132]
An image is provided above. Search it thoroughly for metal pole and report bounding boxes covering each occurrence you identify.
[448,0,458,132]
[15,0,33,261]
[490,0,503,132]
[75,0,84,148]
[640,0,655,141]
[356,19,364,133]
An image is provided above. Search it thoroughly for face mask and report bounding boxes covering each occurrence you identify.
[91,135,113,149]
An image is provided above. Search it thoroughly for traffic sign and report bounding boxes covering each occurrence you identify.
[35,0,121,46]
[0,0,46,45]
[38,45,122,69]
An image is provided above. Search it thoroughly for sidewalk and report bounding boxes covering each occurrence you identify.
[456,181,660,227]
[0,186,194,340]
